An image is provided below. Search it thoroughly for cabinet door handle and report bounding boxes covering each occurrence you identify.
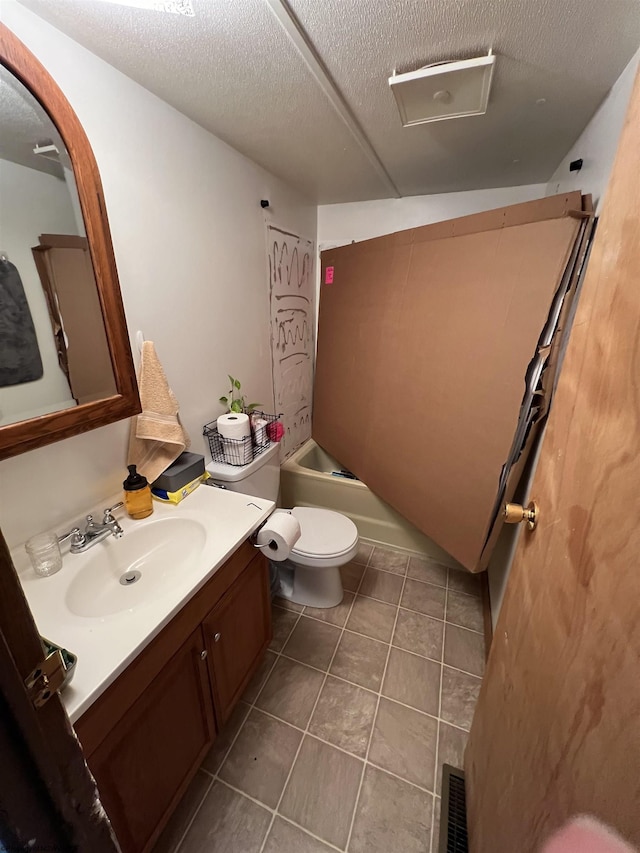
[200,650,207,660]
[213,632,221,643]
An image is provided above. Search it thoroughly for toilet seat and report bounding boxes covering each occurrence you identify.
[288,506,358,560]
[274,507,358,605]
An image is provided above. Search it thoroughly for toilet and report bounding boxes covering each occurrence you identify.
[206,442,358,607]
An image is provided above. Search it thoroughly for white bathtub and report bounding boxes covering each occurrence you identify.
[280,439,458,565]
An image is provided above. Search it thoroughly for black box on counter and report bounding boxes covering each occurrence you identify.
[152,452,205,492]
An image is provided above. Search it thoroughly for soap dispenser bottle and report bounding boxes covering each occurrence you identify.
[123,464,154,519]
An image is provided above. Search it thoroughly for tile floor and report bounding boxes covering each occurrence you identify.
[155,543,485,853]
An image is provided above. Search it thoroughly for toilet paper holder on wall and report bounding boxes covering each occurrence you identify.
[251,510,292,549]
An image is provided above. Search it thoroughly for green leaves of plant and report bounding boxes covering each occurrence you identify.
[220,376,260,414]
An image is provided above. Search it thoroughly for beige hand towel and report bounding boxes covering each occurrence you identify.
[128,341,190,483]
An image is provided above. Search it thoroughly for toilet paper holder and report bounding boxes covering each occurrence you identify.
[252,511,292,549]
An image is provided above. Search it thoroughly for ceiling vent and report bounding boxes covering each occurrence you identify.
[389,51,495,126]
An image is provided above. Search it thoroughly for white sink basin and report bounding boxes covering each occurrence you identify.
[65,517,207,617]
[16,485,275,722]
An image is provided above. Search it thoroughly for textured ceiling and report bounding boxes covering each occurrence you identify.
[0,64,65,176]
[15,0,640,202]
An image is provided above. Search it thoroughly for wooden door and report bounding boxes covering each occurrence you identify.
[88,626,215,853]
[0,531,118,851]
[205,553,271,724]
[32,234,117,404]
[465,71,640,849]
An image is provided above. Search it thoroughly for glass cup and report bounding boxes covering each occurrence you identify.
[25,531,63,578]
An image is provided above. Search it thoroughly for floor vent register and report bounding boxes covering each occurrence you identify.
[439,764,469,853]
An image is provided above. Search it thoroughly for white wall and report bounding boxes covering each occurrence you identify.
[0,3,315,550]
[0,158,77,424]
[317,184,547,247]
[547,48,640,211]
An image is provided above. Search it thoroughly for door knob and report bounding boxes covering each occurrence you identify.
[503,501,539,531]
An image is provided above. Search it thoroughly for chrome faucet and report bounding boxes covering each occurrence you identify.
[58,503,125,554]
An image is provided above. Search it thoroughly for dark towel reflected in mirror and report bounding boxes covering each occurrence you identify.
[0,256,43,387]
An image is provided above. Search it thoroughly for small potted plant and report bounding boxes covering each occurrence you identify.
[219,375,261,414]
[219,375,270,453]
[217,375,282,449]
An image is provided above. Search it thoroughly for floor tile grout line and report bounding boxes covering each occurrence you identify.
[180,604,304,850]
[365,560,481,599]
[257,560,368,853]
[278,623,484,680]
[262,646,468,732]
[169,772,214,853]
[430,569,449,853]
[276,814,346,853]
[344,553,409,852]
[273,650,477,729]
[216,776,276,813]
[214,777,347,853]
[193,611,300,851]
[195,609,305,853]
[219,700,439,797]
[353,541,480,597]
[298,595,484,637]
[249,683,471,743]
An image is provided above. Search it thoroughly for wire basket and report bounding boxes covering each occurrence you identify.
[203,411,282,467]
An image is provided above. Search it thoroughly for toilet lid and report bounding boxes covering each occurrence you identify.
[290,507,358,559]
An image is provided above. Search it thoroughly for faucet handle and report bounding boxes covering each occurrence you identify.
[103,502,124,524]
[58,527,85,547]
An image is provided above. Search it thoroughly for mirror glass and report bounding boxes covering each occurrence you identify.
[0,64,116,427]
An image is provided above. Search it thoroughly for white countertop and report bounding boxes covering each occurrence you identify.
[14,485,274,723]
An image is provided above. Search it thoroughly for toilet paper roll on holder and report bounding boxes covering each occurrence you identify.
[252,511,291,549]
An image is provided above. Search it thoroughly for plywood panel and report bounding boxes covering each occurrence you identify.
[465,69,640,850]
[314,195,581,570]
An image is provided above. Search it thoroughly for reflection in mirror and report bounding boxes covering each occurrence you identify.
[0,64,116,427]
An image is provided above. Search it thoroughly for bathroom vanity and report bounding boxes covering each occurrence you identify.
[75,540,270,853]
[17,486,275,853]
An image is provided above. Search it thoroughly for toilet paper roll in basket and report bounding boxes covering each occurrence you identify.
[255,512,301,562]
[217,412,252,465]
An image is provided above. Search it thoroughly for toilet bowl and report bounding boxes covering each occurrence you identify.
[206,442,358,609]
[271,506,358,608]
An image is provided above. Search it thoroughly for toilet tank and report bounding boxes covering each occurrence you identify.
[206,442,281,501]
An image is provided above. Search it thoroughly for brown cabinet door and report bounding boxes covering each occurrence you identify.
[204,553,271,724]
[88,627,215,853]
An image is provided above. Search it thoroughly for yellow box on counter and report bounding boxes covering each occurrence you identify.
[151,472,210,504]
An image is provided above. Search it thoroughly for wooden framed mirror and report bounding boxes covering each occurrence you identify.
[0,23,140,460]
